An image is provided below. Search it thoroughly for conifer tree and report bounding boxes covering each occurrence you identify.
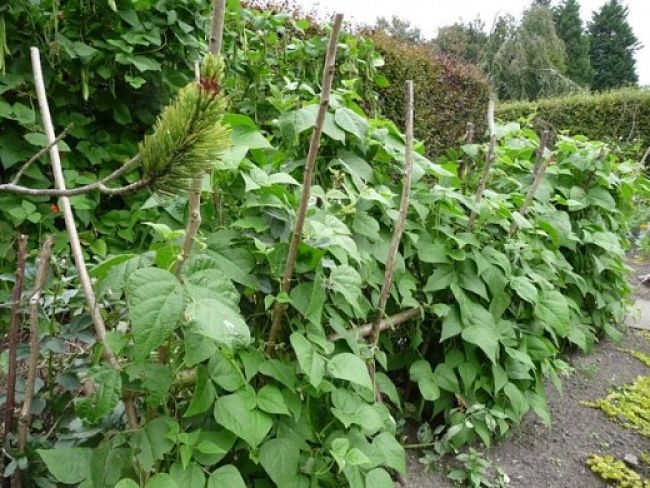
[553,0,593,87]
[588,0,639,90]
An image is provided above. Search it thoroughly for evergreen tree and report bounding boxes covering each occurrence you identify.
[553,0,593,87]
[588,0,640,90]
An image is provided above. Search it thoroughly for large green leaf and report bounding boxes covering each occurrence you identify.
[186,298,250,348]
[169,462,205,488]
[214,390,273,448]
[37,448,93,484]
[260,438,303,486]
[127,268,184,361]
[75,366,121,423]
[134,417,176,472]
[365,468,394,488]
[290,333,325,388]
[461,324,499,363]
[207,465,246,488]
[334,107,369,140]
[534,289,570,337]
[328,353,373,391]
[183,254,239,306]
[372,432,406,474]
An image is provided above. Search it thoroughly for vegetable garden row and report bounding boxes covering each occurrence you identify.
[1,1,648,487]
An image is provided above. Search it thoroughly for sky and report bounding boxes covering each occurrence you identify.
[296,0,649,86]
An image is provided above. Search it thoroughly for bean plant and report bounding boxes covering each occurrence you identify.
[1,1,648,488]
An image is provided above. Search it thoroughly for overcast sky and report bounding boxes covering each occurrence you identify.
[296,0,649,86]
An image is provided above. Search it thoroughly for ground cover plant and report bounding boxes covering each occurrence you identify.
[1,1,649,487]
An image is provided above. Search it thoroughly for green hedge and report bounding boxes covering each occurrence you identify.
[498,88,650,149]
[371,33,491,158]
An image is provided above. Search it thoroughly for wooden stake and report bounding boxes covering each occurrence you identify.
[367,81,415,400]
[509,130,550,236]
[468,98,496,231]
[30,47,138,429]
[209,0,227,56]
[3,234,27,488]
[175,1,226,280]
[17,236,54,454]
[266,13,344,355]
[458,122,475,181]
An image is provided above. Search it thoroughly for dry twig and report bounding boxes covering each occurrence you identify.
[17,235,55,454]
[3,235,27,488]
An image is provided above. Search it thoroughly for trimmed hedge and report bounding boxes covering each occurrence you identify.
[370,33,491,158]
[498,88,650,149]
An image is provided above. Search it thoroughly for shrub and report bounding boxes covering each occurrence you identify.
[498,88,650,151]
[370,33,491,158]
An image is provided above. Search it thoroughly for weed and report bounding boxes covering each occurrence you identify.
[586,454,650,488]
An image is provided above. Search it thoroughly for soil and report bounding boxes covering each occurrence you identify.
[405,258,650,488]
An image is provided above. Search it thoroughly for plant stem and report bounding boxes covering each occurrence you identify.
[368,80,415,401]
[175,177,203,280]
[0,155,145,197]
[267,13,344,355]
[17,235,54,454]
[509,129,550,236]
[468,97,496,231]
[30,47,139,429]
[3,234,27,488]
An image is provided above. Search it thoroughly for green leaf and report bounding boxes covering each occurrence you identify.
[116,480,140,488]
[259,359,296,389]
[461,324,499,363]
[145,473,177,488]
[334,107,369,140]
[207,465,246,488]
[329,265,362,311]
[504,382,528,418]
[260,438,302,486]
[372,432,406,474]
[290,333,325,388]
[184,366,216,417]
[183,254,239,307]
[534,289,570,337]
[214,390,273,448]
[365,468,394,488]
[127,268,184,361]
[186,298,250,348]
[510,276,538,304]
[433,364,459,393]
[257,385,290,415]
[75,367,121,423]
[134,417,176,472]
[328,353,373,390]
[37,448,92,484]
[208,352,245,392]
[170,462,205,488]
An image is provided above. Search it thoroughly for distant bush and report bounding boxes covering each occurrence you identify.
[498,88,650,151]
[370,33,492,158]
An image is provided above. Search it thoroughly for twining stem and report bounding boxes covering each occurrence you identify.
[11,123,73,185]
[368,81,415,401]
[30,47,139,429]
[509,129,550,236]
[18,235,54,454]
[458,121,475,181]
[0,155,145,197]
[468,97,496,231]
[3,234,27,488]
[266,13,344,355]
